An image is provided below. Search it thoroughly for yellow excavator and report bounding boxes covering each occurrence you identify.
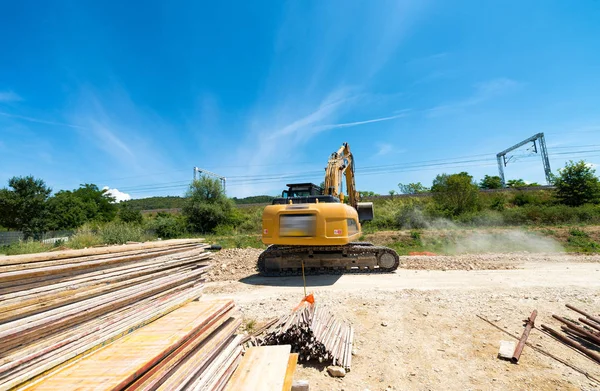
[258,142,400,276]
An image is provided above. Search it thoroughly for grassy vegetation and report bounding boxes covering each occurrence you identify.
[0,240,55,255]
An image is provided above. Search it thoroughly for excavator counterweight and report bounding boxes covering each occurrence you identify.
[258,143,400,276]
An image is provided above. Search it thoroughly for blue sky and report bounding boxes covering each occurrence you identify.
[1,1,600,200]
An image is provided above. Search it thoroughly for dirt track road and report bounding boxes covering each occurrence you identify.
[207,261,600,300]
[204,253,600,391]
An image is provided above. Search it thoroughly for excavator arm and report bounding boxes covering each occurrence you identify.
[323,143,374,221]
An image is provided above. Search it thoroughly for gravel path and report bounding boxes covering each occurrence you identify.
[204,249,600,390]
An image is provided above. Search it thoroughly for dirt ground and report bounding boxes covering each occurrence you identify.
[205,249,600,391]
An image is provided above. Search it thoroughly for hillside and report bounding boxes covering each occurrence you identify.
[124,195,275,211]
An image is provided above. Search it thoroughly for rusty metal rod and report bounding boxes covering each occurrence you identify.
[566,304,600,325]
[512,310,537,363]
[552,315,600,346]
[476,315,600,384]
[580,318,600,334]
[561,325,590,339]
[541,324,600,364]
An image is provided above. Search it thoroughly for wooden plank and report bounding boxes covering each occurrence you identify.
[0,239,205,266]
[0,267,208,350]
[225,345,292,391]
[18,300,233,391]
[0,285,205,390]
[0,244,198,274]
[0,248,207,285]
[282,353,298,391]
[141,320,241,391]
[0,249,207,297]
[125,313,238,390]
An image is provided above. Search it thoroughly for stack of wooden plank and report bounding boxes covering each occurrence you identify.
[0,239,241,390]
[225,346,297,391]
[248,303,354,371]
[19,299,242,390]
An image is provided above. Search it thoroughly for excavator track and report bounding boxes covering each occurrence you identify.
[257,242,400,276]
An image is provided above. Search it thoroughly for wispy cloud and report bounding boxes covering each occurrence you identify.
[0,112,84,129]
[427,77,520,117]
[0,91,22,102]
[375,143,393,157]
[268,89,355,139]
[406,52,449,66]
[316,112,408,131]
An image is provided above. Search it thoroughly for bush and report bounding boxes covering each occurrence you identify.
[99,221,144,244]
[431,172,480,216]
[148,214,186,239]
[0,240,52,255]
[489,194,507,211]
[69,223,103,249]
[500,205,600,225]
[236,208,263,233]
[511,192,543,206]
[118,204,143,224]
[554,160,600,206]
[456,210,504,226]
[397,206,429,229]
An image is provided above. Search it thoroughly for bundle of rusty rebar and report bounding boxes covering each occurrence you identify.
[541,304,600,365]
[247,303,354,370]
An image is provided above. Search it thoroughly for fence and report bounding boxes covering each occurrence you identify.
[0,230,74,246]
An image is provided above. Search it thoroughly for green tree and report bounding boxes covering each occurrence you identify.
[479,175,503,189]
[358,190,379,197]
[431,172,479,216]
[73,184,118,222]
[148,213,186,239]
[183,177,234,233]
[0,176,52,237]
[118,203,143,224]
[46,191,87,230]
[554,160,600,206]
[398,182,429,194]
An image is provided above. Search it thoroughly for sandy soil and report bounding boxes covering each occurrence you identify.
[205,249,600,391]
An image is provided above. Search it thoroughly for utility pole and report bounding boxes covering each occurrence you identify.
[193,167,227,195]
[496,133,552,187]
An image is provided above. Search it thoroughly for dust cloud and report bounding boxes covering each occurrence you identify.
[399,208,564,254]
[443,230,564,254]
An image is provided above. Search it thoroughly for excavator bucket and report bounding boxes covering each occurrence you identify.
[357,202,374,222]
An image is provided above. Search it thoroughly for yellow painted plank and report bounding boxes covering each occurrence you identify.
[225,346,291,391]
[19,300,233,391]
[282,353,298,391]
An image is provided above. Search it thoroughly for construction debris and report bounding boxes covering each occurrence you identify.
[541,304,600,366]
[498,340,516,360]
[512,310,537,363]
[0,239,243,390]
[246,303,354,371]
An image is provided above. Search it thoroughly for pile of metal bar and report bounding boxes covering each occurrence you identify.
[0,239,243,390]
[248,303,354,371]
[541,304,600,365]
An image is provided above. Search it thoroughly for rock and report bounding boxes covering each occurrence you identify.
[352,349,357,356]
[327,366,346,377]
[291,380,309,391]
[381,322,388,327]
